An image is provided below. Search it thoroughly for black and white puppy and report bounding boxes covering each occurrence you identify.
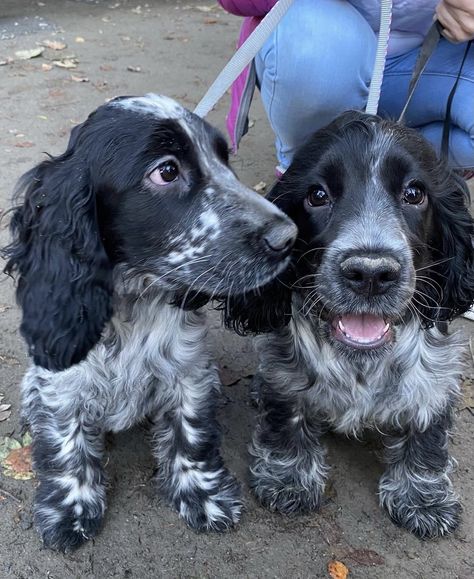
[3,94,297,551]
[225,111,473,539]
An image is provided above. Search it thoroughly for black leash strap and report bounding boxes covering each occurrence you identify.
[440,39,472,160]
[398,21,472,163]
[398,21,442,123]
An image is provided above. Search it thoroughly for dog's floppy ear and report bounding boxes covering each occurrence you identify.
[422,172,474,323]
[221,269,294,335]
[3,124,114,371]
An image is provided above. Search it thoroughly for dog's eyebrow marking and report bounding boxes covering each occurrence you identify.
[112,93,185,119]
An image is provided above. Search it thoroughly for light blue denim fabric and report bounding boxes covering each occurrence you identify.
[255,0,474,170]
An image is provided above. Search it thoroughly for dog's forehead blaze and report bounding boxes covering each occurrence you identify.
[111,93,187,119]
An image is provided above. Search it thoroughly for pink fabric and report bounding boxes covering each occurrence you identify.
[218,1,277,150]
[226,17,260,150]
[218,0,277,17]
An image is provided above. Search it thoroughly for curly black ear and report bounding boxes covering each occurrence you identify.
[220,269,294,336]
[421,172,474,323]
[3,133,113,371]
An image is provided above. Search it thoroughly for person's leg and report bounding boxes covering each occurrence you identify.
[379,39,474,169]
[255,0,377,171]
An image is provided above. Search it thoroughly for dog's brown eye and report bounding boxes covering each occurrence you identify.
[307,185,330,207]
[403,181,425,205]
[149,161,179,185]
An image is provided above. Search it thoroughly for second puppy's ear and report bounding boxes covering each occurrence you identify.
[4,131,114,371]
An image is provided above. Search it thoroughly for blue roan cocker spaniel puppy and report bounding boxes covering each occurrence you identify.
[225,111,474,539]
[3,94,297,551]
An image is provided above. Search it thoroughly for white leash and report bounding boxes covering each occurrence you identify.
[194,0,295,118]
[366,0,392,115]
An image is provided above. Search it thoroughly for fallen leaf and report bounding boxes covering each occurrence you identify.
[328,560,349,579]
[126,65,141,73]
[253,181,267,193]
[461,376,474,412]
[41,63,53,71]
[0,434,34,481]
[344,549,384,566]
[196,5,215,12]
[14,142,34,149]
[75,36,85,43]
[41,39,67,50]
[71,74,89,83]
[0,404,11,422]
[204,18,218,24]
[15,47,44,60]
[0,354,20,365]
[52,58,78,69]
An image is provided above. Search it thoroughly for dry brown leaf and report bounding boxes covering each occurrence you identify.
[71,74,89,83]
[344,548,384,566]
[15,47,44,60]
[14,142,34,149]
[328,560,349,579]
[461,376,474,412]
[41,39,66,50]
[41,63,53,71]
[204,18,218,24]
[53,58,78,69]
[0,433,34,481]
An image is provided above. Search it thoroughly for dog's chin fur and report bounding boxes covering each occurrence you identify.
[225,111,473,539]
[2,93,296,551]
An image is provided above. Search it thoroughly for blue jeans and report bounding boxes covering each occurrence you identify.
[255,0,474,170]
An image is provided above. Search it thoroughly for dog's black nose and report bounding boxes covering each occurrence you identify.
[340,255,401,296]
[263,221,297,254]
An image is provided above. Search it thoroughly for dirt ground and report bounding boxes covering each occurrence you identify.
[0,1,473,577]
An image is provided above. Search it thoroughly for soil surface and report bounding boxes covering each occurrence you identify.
[0,1,473,577]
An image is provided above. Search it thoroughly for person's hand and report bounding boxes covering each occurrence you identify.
[436,0,474,42]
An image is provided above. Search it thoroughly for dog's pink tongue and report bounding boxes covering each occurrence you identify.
[340,314,386,342]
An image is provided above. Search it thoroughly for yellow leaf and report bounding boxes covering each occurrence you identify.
[328,560,349,579]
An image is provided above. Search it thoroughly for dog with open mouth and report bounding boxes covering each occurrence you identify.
[2,94,297,551]
[224,111,474,538]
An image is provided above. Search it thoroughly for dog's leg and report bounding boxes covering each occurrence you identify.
[152,367,242,532]
[379,409,461,538]
[250,385,328,514]
[24,372,106,551]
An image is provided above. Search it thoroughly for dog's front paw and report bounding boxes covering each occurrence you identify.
[174,468,242,532]
[34,480,106,551]
[379,473,461,538]
[250,456,326,514]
